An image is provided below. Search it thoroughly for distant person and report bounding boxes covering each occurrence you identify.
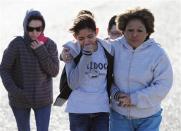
[63,14,113,131]
[0,10,59,131]
[106,15,122,41]
[77,9,95,19]
[110,8,173,131]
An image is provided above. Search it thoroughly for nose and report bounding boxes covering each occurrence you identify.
[132,31,138,37]
[32,30,40,36]
[84,38,91,45]
[33,29,39,33]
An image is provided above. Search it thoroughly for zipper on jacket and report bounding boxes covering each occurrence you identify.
[127,50,135,119]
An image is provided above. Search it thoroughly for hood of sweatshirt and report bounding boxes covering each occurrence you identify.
[121,36,159,52]
[23,9,45,34]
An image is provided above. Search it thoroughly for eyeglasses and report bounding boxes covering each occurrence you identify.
[27,26,43,32]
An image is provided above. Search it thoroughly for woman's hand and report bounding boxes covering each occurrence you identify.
[117,92,132,107]
[60,47,73,62]
[31,40,42,49]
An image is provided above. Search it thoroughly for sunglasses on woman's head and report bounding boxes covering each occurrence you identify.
[27,26,43,32]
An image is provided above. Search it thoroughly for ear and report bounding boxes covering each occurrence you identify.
[73,33,77,40]
[96,28,99,36]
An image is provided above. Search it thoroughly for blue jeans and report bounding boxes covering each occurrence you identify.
[110,109,162,131]
[69,112,109,131]
[11,105,51,131]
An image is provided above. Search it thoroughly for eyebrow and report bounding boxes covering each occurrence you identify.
[78,34,94,38]
[127,24,145,28]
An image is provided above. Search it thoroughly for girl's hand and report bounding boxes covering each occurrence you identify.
[61,47,73,62]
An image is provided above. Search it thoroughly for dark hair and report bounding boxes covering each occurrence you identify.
[27,15,45,30]
[77,10,94,19]
[116,8,154,39]
[69,14,96,35]
[108,15,117,31]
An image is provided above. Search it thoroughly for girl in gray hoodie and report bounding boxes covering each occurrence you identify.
[63,14,113,131]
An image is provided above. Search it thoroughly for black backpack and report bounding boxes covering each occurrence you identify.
[54,47,114,106]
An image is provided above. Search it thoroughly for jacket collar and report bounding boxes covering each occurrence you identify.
[121,36,157,52]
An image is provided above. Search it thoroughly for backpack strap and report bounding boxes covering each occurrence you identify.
[102,47,114,100]
[54,52,82,105]
[74,51,82,65]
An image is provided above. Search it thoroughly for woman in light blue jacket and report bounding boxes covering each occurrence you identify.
[110,8,173,131]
